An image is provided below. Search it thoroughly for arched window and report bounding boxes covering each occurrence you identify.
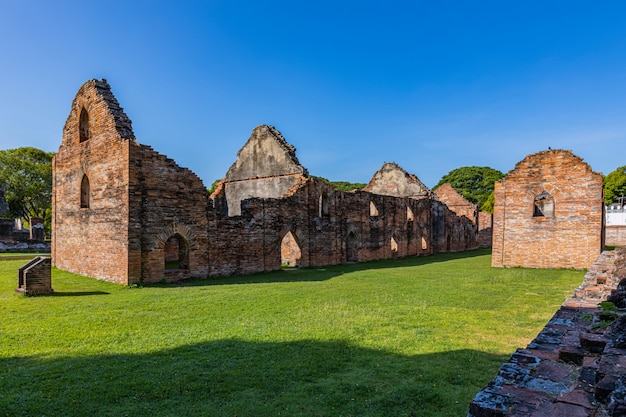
[79,107,90,143]
[407,206,414,222]
[370,201,379,217]
[346,231,358,262]
[80,175,90,208]
[390,235,398,253]
[281,231,301,267]
[533,191,555,217]
[164,234,189,270]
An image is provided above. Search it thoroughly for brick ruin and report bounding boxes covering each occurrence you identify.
[469,248,626,417]
[52,79,481,285]
[491,149,605,269]
[433,183,494,248]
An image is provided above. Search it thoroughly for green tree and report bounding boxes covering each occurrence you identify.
[311,176,366,192]
[0,147,54,231]
[433,166,505,212]
[603,166,626,205]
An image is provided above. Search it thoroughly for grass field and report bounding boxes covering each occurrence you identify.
[0,249,584,416]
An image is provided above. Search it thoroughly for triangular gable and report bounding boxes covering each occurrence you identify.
[363,162,431,199]
[225,124,307,181]
[62,79,135,147]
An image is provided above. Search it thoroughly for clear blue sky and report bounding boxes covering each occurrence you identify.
[1,1,625,188]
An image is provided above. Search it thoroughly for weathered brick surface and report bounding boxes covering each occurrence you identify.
[435,183,478,224]
[606,226,626,246]
[492,150,604,269]
[364,162,431,199]
[478,211,493,248]
[53,79,133,284]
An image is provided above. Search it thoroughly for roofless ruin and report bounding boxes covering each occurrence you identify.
[52,79,603,284]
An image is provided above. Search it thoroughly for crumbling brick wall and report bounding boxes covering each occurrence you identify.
[492,149,604,269]
[52,79,490,285]
[477,211,493,248]
[129,143,209,283]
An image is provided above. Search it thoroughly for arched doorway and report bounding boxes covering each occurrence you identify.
[346,231,358,262]
[281,231,301,267]
[164,233,189,270]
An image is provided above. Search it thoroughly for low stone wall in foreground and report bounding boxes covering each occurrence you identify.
[468,248,626,417]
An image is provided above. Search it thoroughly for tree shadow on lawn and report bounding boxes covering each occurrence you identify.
[0,338,507,417]
[167,248,492,287]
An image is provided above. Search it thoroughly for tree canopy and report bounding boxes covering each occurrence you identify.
[311,176,367,192]
[433,166,505,212]
[0,147,54,231]
[603,166,626,205]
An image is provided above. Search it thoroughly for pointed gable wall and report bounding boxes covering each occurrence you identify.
[222,125,309,216]
[53,79,135,283]
[363,162,431,199]
[492,149,604,269]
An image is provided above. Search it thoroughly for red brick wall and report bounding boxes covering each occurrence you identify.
[492,149,604,269]
[129,143,209,283]
[52,79,132,284]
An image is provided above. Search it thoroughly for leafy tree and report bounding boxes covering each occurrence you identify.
[311,176,366,192]
[433,166,505,212]
[207,179,223,196]
[0,147,54,231]
[603,166,626,205]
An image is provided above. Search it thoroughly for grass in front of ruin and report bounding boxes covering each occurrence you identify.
[0,249,583,417]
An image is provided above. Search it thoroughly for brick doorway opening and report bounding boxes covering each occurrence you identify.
[164,234,189,270]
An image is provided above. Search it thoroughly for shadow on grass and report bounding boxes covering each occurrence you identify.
[162,248,492,288]
[0,338,506,417]
[49,291,110,297]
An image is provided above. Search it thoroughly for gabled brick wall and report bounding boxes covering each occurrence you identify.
[492,150,604,269]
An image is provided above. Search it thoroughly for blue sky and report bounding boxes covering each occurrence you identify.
[1,1,625,188]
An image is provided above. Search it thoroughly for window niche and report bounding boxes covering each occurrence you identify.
[407,206,414,222]
[370,201,379,217]
[319,193,329,217]
[79,107,90,143]
[80,175,90,208]
[533,191,555,217]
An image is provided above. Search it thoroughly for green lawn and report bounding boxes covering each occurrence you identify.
[0,249,584,416]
